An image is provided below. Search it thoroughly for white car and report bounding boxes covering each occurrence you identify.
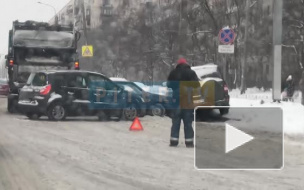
[134,82,172,97]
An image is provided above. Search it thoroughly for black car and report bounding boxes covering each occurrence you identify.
[18,71,146,121]
[114,81,170,117]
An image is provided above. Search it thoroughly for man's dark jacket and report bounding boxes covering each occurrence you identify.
[167,63,200,109]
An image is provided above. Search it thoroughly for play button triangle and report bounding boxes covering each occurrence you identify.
[225,123,254,153]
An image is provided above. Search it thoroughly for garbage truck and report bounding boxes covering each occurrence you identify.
[5,20,81,113]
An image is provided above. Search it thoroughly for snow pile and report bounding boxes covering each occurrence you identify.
[230,97,304,136]
[229,87,302,103]
[230,87,272,100]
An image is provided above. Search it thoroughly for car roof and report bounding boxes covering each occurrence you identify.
[115,81,133,84]
[35,70,107,77]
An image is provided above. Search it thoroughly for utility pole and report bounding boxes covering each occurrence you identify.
[272,0,283,102]
[240,0,250,94]
[80,0,88,45]
[178,0,185,56]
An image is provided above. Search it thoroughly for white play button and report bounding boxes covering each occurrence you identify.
[225,123,254,153]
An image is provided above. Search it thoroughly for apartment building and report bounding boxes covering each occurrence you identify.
[49,0,163,29]
[49,0,74,26]
[49,0,91,29]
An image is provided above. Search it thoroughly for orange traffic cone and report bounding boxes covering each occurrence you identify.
[130,117,144,131]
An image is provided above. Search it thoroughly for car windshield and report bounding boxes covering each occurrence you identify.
[117,82,143,94]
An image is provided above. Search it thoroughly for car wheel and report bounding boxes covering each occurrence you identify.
[26,113,41,120]
[7,99,18,114]
[47,102,66,121]
[151,104,165,117]
[220,108,229,116]
[122,104,137,121]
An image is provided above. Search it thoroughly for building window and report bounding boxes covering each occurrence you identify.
[123,0,129,7]
[104,9,112,15]
[103,0,110,6]
[267,6,270,15]
[102,5,113,16]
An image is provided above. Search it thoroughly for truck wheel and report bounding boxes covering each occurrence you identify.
[47,102,66,121]
[151,104,165,117]
[122,104,137,121]
[220,108,229,116]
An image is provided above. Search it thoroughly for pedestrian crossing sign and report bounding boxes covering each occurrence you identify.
[82,45,93,57]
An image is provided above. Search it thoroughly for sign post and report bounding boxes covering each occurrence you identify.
[218,28,236,81]
[218,28,236,54]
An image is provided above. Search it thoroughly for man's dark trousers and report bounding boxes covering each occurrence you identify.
[170,108,194,146]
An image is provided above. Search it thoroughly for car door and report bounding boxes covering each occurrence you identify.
[50,73,69,102]
[66,73,90,115]
[88,74,123,110]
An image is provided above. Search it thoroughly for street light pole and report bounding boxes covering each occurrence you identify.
[37,2,58,25]
[178,0,183,55]
[80,0,88,45]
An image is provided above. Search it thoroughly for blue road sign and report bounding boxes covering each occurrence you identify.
[218,28,236,45]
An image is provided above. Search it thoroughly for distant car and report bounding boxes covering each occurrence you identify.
[114,81,171,117]
[192,64,230,116]
[18,71,146,121]
[0,79,9,96]
[134,82,173,97]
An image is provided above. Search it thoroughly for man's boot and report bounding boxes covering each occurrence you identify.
[185,141,194,148]
[170,140,178,147]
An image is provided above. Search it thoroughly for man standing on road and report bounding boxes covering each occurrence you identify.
[167,58,200,148]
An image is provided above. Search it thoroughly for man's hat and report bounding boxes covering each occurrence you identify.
[178,58,187,64]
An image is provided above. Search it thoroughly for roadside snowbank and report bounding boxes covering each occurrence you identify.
[229,87,302,103]
[230,97,304,136]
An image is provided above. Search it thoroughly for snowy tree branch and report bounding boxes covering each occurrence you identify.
[187,30,213,36]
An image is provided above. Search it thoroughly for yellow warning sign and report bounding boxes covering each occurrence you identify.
[82,45,93,57]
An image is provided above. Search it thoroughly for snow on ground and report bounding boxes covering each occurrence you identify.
[229,88,304,136]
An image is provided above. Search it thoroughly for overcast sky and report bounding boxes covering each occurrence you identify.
[0,0,70,55]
